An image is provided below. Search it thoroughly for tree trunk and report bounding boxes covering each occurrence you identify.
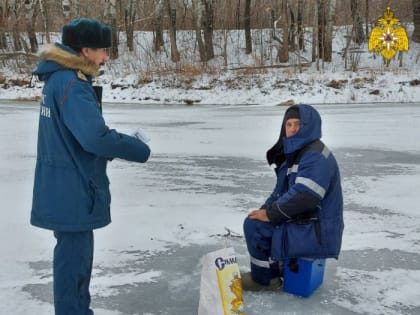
[125,0,137,51]
[323,0,335,62]
[317,0,334,62]
[244,0,252,54]
[153,0,164,52]
[104,0,118,59]
[166,0,180,62]
[0,4,6,49]
[191,0,207,62]
[62,0,71,21]
[110,19,118,59]
[365,0,369,40]
[312,0,318,63]
[278,0,289,63]
[202,0,215,60]
[317,0,325,61]
[350,0,364,45]
[9,0,23,51]
[74,0,80,16]
[236,0,241,29]
[289,5,296,51]
[25,0,39,53]
[39,0,51,43]
[413,0,420,42]
[222,29,228,67]
[192,0,206,61]
[297,0,304,50]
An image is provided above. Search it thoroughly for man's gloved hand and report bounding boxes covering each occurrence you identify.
[132,128,151,143]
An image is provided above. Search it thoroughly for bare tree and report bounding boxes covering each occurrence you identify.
[278,0,289,62]
[166,0,180,62]
[0,3,6,49]
[316,0,334,62]
[39,0,51,43]
[288,0,304,51]
[104,0,118,59]
[350,0,364,45]
[202,0,215,60]
[73,0,80,16]
[25,0,39,53]
[191,0,206,61]
[61,0,81,21]
[312,0,318,63]
[191,0,214,61]
[319,0,326,61]
[62,0,70,21]
[236,0,241,30]
[324,0,335,62]
[297,0,304,50]
[8,0,23,51]
[244,0,252,54]
[0,0,417,69]
[413,0,420,42]
[289,2,297,51]
[179,0,189,27]
[125,0,137,51]
[153,0,164,52]
[365,0,369,40]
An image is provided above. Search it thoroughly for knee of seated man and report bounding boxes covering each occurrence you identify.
[243,216,260,237]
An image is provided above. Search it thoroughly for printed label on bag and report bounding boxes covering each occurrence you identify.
[215,256,245,315]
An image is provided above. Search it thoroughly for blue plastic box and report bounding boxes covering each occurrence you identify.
[283,258,326,297]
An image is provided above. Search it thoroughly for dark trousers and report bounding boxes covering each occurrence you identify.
[243,217,280,285]
[53,231,94,315]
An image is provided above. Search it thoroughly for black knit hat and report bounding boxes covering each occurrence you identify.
[266,106,300,166]
[62,18,111,49]
[284,107,300,121]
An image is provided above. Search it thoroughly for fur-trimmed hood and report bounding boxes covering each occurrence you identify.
[34,43,100,80]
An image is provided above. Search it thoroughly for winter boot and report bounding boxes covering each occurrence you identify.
[241,272,282,292]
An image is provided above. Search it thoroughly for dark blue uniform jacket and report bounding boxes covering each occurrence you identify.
[31,44,150,231]
[264,104,344,259]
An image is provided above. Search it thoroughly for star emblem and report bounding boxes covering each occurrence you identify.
[378,27,399,51]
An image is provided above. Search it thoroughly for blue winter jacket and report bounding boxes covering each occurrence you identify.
[264,104,344,259]
[31,44,150,232]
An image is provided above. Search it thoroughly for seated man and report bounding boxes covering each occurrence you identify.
[242,104,344,291]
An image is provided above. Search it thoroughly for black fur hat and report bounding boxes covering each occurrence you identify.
[62,18,111,49]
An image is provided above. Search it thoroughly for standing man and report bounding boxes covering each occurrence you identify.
[30,18,150,314]
[242,104,344,291]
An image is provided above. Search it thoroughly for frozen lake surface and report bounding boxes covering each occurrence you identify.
[1,101,420,314]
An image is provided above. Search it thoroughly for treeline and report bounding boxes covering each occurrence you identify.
[0,0,419,65]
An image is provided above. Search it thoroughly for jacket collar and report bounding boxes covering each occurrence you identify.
[39,43,100,77]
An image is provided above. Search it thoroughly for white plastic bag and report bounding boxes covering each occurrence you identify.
[198,247,245,315]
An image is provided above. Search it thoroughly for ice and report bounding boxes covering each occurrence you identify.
[1,101,420,314]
